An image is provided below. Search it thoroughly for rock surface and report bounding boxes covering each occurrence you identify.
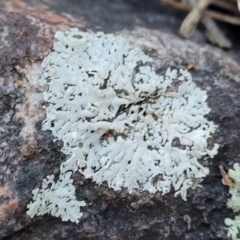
[0,0,240,239]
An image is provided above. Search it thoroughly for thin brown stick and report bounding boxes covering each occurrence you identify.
[202,17,232,48]
[161,0,240,25]
[179,0,212,37]
[207,9,240,25]
[179,0,232,48]
[161,0,201,11]
[211,0,239,14]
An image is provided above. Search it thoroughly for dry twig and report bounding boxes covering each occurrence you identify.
[161,0,240,25]
[211,0,239,14]
[161,0,240,48]
[179,0,212,37]
[203,17,232,49]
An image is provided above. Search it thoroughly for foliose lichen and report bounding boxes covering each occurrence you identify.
[225,163,240,240]
[27,29,219,223]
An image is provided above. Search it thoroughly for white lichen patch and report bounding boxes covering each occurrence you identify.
[27,29,218,223]
[225,163,240,240]
[27,172,86,223]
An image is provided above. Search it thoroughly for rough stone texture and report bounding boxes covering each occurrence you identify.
[0,0,240,239]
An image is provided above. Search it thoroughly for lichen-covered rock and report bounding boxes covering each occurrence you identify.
[1,0,240,239]
[27,29,218,223]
